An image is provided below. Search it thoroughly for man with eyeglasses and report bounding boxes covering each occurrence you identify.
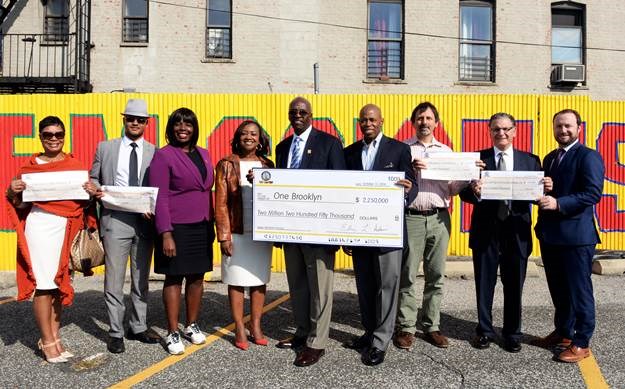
[460,112,545,353]
[274,96,346,367]
[90,99,158,353]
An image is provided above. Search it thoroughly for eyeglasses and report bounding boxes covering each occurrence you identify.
[490,127,515,133]
[288,109,310,117]
[125,116,148,124]
[40,131,65,140]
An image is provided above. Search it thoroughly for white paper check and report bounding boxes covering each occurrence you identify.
[253,169,405,248]
[481,171,545,200]
[100,186,159,214]
[420,152,480,181]
[22,170,89,202]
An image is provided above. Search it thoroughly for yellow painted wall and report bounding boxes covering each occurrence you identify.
[0,94,623,273]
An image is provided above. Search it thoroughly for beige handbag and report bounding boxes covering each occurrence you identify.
[70,225,105,274]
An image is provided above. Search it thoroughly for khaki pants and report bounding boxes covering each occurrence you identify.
[397,211,451,333]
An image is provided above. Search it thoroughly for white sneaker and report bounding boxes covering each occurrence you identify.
[165,331,185,355]
[183,323,206,345]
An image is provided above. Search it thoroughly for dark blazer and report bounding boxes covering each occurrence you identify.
[460,148,541,258]
[535,142,604,246]
[344,135,418,253]
[275,128,346,170]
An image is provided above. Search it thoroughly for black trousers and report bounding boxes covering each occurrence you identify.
[472,220,528,341]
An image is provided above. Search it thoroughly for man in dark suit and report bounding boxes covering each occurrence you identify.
[460,112,544,353]
[274,96,346,367]
[342,104,417,366]
[534,109,604,363]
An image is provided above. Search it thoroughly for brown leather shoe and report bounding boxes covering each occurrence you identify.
[294,347,325,367]
[531,331,572,349]
[558,345,590,363]
[276,336,306,349]
[424,331,449,348]
[393,331,415,350]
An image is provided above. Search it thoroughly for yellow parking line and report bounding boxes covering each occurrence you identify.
[109,293,291,389]
[0,297,15,305]
[578,351,609,389]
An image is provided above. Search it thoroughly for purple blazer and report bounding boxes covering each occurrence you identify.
[149,145,214,234]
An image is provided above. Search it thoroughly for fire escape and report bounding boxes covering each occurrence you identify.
[0,0,92,93]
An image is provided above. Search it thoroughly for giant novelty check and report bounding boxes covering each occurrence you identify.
[481,171,545,200]
[22,170,89,202]
[253,169,406,248]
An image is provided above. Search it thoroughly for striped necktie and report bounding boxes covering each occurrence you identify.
[496,152,510,220]
[289,137,302,169]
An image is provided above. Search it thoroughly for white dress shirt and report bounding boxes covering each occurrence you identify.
[361,131,383,170]
[115,136,145,187]
[493,146,514,171]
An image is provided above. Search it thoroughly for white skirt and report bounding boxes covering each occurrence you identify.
[24,205,67,290]
[221,186,272,286]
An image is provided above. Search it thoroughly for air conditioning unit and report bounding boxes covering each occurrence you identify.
[551,64,585,83]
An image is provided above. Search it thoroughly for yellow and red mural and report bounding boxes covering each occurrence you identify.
[1,94,623,272]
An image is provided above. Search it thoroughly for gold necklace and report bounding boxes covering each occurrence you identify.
[40,153,65,162]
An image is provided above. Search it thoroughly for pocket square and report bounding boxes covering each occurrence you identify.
[384,162,394,168]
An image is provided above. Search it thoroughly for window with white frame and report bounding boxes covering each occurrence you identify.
[206,0,232,59]
[44,0,69,42]
[123,0,149,43]
[367,0,403,79]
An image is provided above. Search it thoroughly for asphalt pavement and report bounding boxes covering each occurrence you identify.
[0,268,622,388]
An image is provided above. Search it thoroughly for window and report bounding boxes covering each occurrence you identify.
[459,0,494,82]
[44,0,69,42]
[206,0,232,59]
[367,1,403,79]
[551,2,584,64]
[123,0,149,43]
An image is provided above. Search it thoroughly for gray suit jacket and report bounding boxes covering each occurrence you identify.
[90,137,156,237]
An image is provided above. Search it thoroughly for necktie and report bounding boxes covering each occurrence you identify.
[496,152,509,220]
[550,148,566,172]
[129,142,139,186]
[289,137,302,169]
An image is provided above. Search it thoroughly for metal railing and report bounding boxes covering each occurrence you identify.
[123,17,148,43]
[0,33,76,78]
[459,55,493,82]
[367,42,402,79]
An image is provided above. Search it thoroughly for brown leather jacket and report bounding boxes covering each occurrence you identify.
[215,153,274,242]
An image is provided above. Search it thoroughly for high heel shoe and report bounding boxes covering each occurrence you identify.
[54,339,74,358]
[37,340,68,363]
[249,335,268,346]
[234,339,249,351]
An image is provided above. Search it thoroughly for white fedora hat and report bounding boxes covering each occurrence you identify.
[121,99,149,118]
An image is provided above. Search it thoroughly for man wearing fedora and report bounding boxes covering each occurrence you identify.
[90,99,158,353]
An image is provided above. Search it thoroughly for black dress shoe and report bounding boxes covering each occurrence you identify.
[361,347,386,366]
[343,335,370,351]
[126,330,159,344]
[294,347,325,367]
[472,335,493,349]
[503,338,522,353]
[107,336,125,354]
[276,336,306,349]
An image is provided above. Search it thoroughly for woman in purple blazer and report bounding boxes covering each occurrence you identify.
[149,108,215,355]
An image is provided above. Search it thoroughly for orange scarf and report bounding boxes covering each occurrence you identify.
[7,153,95,306]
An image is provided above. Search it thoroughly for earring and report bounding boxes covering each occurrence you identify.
[256,144,262,150]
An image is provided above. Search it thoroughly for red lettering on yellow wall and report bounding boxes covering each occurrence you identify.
[596,122,625,232]
[0,114,35,230]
